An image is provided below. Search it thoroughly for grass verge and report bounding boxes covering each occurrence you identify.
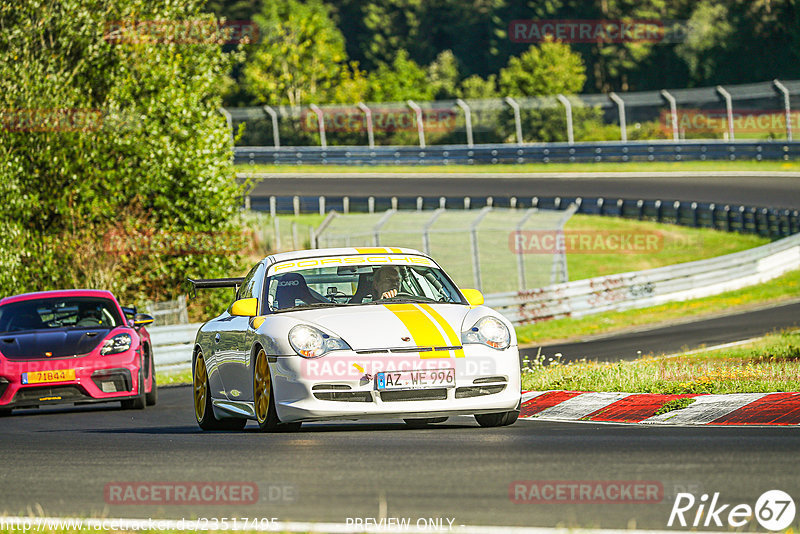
[237,160,800,174]
[156,368,193,387]
[562,214,769,280]
[516,268,800,345]
[520,331,800,394]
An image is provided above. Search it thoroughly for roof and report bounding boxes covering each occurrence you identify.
[264,247,427,265]
[0,289,119,307]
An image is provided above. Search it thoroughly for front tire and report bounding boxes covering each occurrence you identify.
[121,364,146,410]
[254,348,301,432]
[145,354,158,406]
[474,410,519,427]
[194,351,246,431]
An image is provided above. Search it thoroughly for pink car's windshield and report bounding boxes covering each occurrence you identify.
[0,297,123,333]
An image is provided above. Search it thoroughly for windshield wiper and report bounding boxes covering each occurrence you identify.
[272,302,351,313]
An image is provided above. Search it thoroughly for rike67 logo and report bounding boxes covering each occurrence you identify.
[668,490,796,531]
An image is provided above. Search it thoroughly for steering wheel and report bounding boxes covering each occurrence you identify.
[326,290,349,303]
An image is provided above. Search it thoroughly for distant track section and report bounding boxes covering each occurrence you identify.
[234,140,800,166]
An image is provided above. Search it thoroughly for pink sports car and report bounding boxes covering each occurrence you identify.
[0,289,157,415]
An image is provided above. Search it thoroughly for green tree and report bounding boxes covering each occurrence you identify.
[427,50,460,100]
[0,0,245,307]
[457,74,499,99]
[367,49,435,102]
[244,0,347,106]
[499,39,586,96]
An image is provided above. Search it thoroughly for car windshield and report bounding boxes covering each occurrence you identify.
[0,297,123,333]
[266,264,464,312]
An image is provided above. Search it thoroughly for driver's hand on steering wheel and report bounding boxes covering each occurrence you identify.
[380,288,398,299]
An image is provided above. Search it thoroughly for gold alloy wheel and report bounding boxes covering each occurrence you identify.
[254,349,271,424]
[194,354,208,422]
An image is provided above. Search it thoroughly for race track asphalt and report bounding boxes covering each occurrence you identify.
[1,388,799,530]
[1,303,799,529]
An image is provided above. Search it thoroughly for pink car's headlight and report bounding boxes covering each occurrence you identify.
[100,333,132,355]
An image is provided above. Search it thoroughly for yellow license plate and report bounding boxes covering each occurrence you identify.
[22,369,76,385]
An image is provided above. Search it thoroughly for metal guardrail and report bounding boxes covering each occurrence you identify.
[235,140,800,166]
[485,232,800,325]
[150,323,201,372]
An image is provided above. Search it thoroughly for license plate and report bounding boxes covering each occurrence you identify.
[376,369,455,390]
[22,369,76,385]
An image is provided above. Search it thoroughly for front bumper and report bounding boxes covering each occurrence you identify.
[0,351,143,409]
[268,345,521,423]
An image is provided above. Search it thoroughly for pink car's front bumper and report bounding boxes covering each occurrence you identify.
[0,350,146,409]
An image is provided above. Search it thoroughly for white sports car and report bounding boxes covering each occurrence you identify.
[189,247,521,432]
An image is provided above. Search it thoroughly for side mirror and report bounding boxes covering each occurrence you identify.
[133,313,155,327]
[461,289,484,306]
[231,298,258,317]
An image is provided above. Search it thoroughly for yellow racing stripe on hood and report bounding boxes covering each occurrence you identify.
[418,303,465,358]
[383,303,447,349]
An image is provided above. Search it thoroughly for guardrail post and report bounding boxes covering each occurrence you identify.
[422,208,445,255]
[464,197,471,209]
[456,99,474,147]
[357,102,375,148]
[263,106,280,147]
[416,196,423,211]
[368,196,375,214]
[469,207,492,291]
[373,209,396,246]
[773,80,793,141]
[556,94,574,145]
[504,97,523,145]
[343,196,350,214]
[319,196,326,215]
[609,92,627,142]
[660,90,680,141]
[269,196,276,218]
[391,196,398,210]
[309,104,327,148]
[514,208,537,290]
[439,196,446,209]
[716,86,735,141]
[293,195,300,216]
[407,100,426,148]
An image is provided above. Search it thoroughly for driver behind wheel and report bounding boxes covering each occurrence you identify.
[373,265,401,299]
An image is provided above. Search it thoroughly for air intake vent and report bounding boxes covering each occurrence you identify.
[312,384,351,391]
[380,388,448,402]
[313,391,372,402]
[473,376,507,384]
[455,385,506,399]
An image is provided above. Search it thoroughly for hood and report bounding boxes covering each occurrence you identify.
[299,303,472,351]
[0,328,111,360]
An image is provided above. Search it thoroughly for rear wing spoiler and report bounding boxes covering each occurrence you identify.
[186,277,245,299]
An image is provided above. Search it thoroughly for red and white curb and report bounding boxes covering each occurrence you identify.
[520,391,800,425]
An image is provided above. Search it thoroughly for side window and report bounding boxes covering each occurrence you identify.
[236,264,259,301]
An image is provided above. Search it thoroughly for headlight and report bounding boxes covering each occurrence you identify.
[462,316,510,350]
[288,325,350,358]
[100,333,132,355]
